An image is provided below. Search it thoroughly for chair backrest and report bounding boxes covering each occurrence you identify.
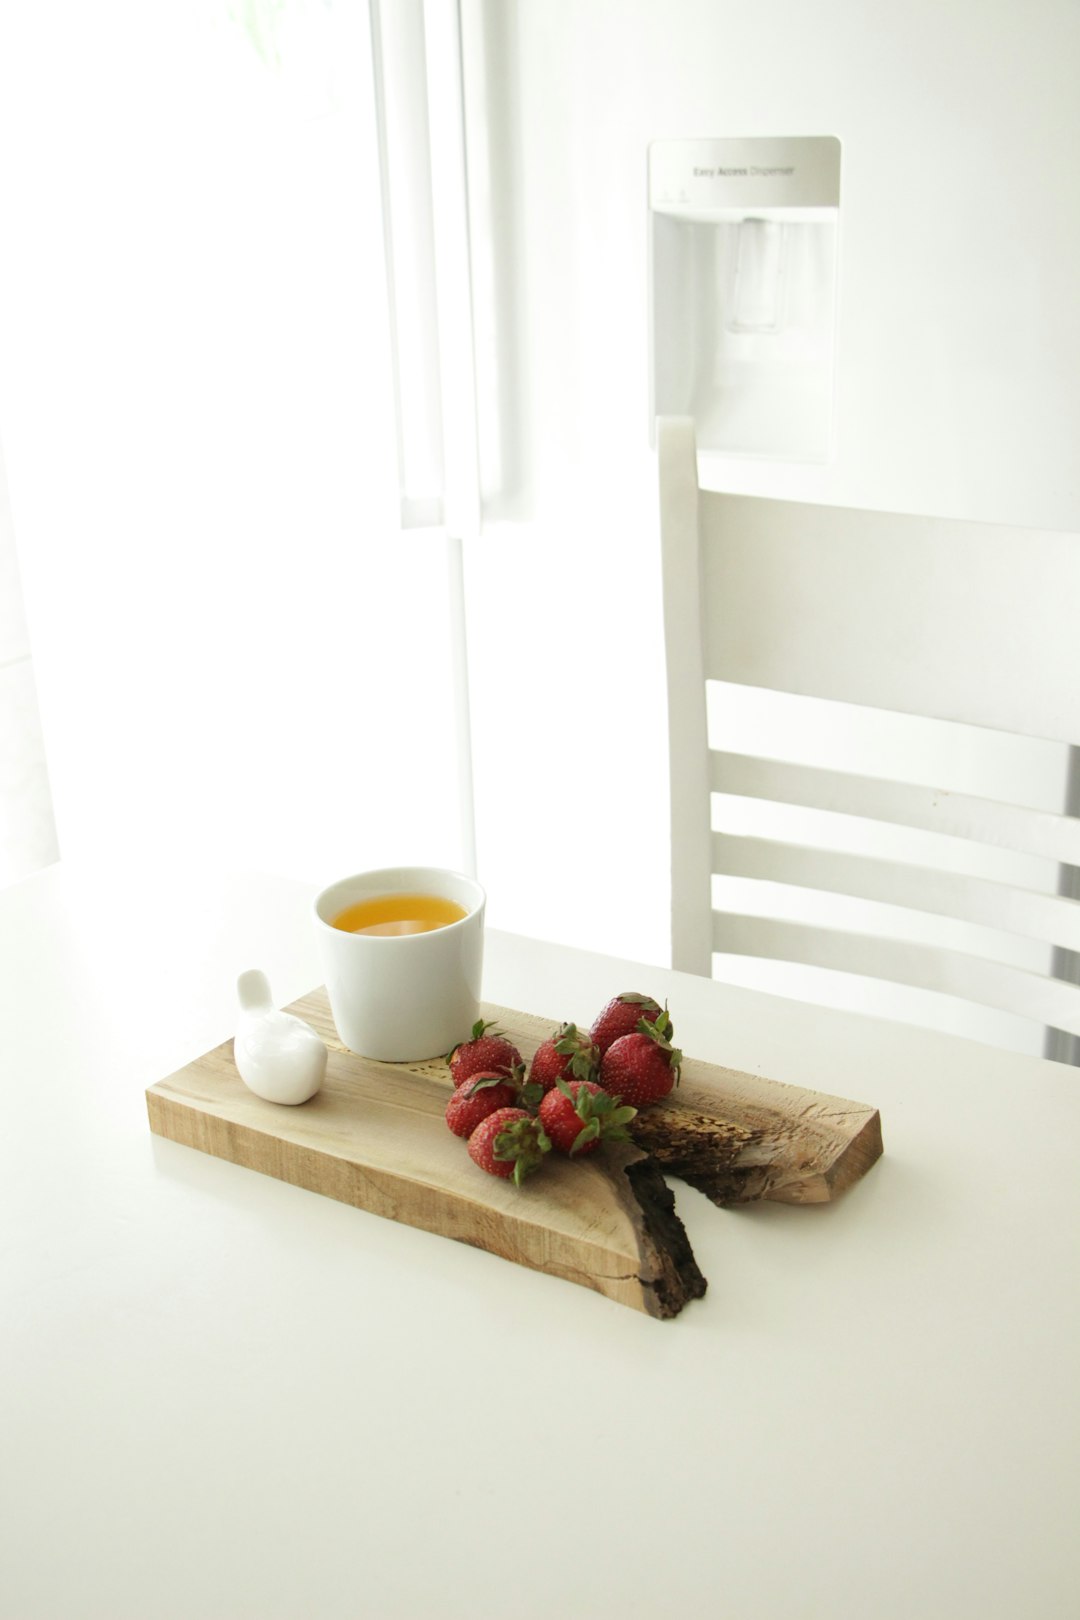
[657,415,1080,1049]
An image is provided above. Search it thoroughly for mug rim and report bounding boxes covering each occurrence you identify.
[313,865,486,936]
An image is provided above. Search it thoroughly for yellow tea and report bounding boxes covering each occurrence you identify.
[331,892,467,937]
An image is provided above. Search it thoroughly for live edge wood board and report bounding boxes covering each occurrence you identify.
[146,991,883,1319]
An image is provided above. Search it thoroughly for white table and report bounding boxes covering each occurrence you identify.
[2,862,1078,1620]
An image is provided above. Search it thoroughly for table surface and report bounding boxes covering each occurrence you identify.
[2,860,1078,1620]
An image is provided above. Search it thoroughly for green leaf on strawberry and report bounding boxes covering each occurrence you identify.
[538,1078,637,1157]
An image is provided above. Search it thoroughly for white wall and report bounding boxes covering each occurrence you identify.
[461,0,1080,1047]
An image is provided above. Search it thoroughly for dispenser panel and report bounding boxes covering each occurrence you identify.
[648,136,841,462]
[649,135,840,217]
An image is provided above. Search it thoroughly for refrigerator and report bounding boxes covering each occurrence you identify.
[370,0,1080,1053]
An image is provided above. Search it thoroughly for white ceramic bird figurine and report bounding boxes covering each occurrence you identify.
[234,969,327,1105]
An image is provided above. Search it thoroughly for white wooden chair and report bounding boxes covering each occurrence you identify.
[657,415,1080,1057]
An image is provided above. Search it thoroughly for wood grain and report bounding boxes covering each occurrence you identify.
[473,1002,883,1207]
[147,993,706,1318]
[146,991,882,1317]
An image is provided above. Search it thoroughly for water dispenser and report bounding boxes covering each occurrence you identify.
[649,136,841,462]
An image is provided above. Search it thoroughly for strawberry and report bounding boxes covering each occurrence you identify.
[599,1012,682,1108]
[529,1022,600,1093]
[467,1107,550,1186]
[589,992,665,1056]
[447,1019,524,1088]
[538,1078,636,1157]
[445,1072,521,1139]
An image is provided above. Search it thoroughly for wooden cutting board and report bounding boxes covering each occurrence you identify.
[146,990,882,1318]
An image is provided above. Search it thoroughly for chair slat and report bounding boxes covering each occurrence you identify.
[711,832,1080,953]
[661,419,714,976]
[709,751,1080,868]
[712,912,1080,1036]
[699,492,1080,747]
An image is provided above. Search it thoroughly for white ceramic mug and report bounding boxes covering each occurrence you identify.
[313,866,485,1062]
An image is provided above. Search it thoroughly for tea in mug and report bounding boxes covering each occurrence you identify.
[331,891,467,938]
